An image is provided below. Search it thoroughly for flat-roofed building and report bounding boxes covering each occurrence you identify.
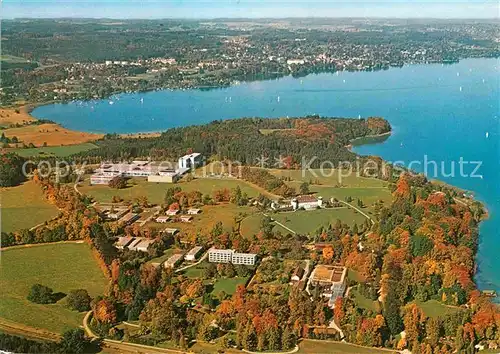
[164,253,184,268]
[187,208,201,215]
[148,172,179,183]
[156,216,170,223]
[127,238,142,251]
[166,209,179,216]
[178,153,203,170]
[208,248,257,265]
[115,236,134,249]
[90,172,122,185]
[133,239,156,253]
[185,246,203,261]
[208,248,233,263]
[107,208,129,220]
[310,265,347,307]
[118,212,140,225]
[231,252,257,266]
[163,228,179,236]
[180,215,193,223]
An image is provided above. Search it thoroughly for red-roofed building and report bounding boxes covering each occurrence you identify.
[291,195,323,210]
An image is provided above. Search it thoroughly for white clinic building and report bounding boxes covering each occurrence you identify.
[208,248,257,266]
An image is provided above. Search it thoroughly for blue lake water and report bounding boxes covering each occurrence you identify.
[33,58,499,294]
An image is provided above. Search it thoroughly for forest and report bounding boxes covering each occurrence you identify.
[71,116,391,166]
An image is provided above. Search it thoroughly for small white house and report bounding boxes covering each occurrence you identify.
[180,215,193,223]
[187,208,201,215]
[166,209,179,216]
[156,216,170,223]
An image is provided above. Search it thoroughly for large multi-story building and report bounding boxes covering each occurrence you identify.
[208,248,257,266]
[231,252,257,266]
[178,153,203,170]
[208,248,233,263]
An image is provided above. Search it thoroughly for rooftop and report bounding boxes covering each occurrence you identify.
[294,195,319,203]
[312,265,346,284]
[186,246,203,256]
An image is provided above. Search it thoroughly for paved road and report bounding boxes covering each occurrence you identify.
[0,318,60,342]
[83,311,184,353]
[262,213,297,234]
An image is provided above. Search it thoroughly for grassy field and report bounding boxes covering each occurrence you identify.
[80,177,264,205]
[0,107,102,146]
[298,339,398,354]
[0,55,30,63]
[0,243,109,333]
[211,277,248,295]
[10,142,98,158]
[148,248,182,265]
[242,208,369,237]
[183,261,210,278]
[352,288,380,313]
[1,181,59,233]
[415,300,462,319]
[147,204,255,241]
[268,168,389,188]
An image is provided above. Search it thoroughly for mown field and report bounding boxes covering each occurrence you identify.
[352,288,380,313]
[241,208,368,237]
[0,107,102,146]
[10,142,98,158]
[1,181,59,233]
[269,168,392,216]
[414,299,462,319]
[0,243,109,333]
[297,339,398,354]
[268,168,389,188]
[79,177,264,205]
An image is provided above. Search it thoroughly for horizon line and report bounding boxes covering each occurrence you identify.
[4,16,499,20]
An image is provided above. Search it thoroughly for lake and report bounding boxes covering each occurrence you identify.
[33,58,499,295]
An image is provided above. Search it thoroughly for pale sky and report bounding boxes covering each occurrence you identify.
[2,0,499,19]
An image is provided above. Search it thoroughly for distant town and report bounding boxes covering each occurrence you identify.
[1,18,498,105]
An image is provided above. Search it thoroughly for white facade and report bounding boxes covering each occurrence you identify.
[232,252,257,266]
[291,196,323,210]
[208,249,233,263]
[90,172,122,185]
[178,153,203,170]
[185,246,203,261]
[156,216,170,223]
[148,173,178,183]
[208,248,257,265]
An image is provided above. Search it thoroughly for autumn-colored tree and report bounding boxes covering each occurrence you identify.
[394,173,411,198]
[403,303,425,344]
[93,298,117,324]
[322,246,334,261]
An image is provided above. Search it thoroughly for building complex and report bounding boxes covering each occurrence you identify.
[90,153,203,185]
[310,265,347,307]
[208,248,257,266]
